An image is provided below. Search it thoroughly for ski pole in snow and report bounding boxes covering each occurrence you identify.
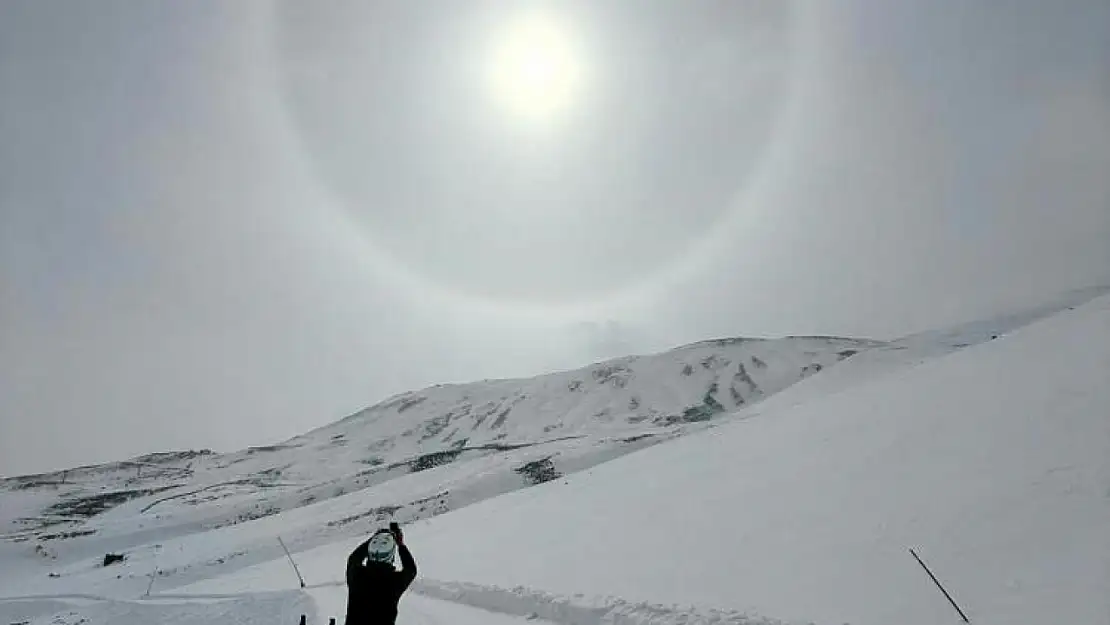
[909,548,970,623]
[278,536,307,588]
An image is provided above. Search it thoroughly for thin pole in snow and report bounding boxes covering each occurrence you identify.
[143,546,161,597]
[278,536,307,588]
[144,568,157,597]
[909,548,970,623]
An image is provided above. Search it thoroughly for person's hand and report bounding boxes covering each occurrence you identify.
[390,522,404,545]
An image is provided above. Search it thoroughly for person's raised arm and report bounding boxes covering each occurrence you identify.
[391,524,417,589]
[396,542,417,589]
[346,539,369,583]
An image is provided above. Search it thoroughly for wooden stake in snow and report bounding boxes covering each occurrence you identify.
[278,536,307,588]
[909,548,970,623]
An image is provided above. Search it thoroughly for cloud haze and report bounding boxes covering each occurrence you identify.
[2,0,1108,476]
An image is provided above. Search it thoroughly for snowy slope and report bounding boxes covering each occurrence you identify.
[0,336,879,589]
[0,590,552,625]
[0,591,314,625]
[393,292,1110,625]
[2,288,1107,625]
[166,291,1109,625]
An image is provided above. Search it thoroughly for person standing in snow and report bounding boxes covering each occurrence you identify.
[344,522,417,625]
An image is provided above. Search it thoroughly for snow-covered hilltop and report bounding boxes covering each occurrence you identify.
[2,286,1107,625]
[1,335,878,553]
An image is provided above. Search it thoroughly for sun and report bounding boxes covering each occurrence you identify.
[487,13,583,122]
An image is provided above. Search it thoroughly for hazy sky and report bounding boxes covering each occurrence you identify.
[2,0,1108,476]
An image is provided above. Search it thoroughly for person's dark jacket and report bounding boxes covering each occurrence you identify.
[344,537,417,625]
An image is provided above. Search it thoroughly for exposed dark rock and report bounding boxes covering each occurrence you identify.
[413,491,450,516]
[515,457,561,485]
[397,395,427,413]
[40,529,96,541]
[247,444,297,454]
[213,504,282,529]
[730,385,744,405]
[420,414,453,441]
[327,505,403,528]
[46,488,170,518]
[701,355,730,370]
[657,384,726,425]
[697,337,753,347]
[131,450,212,465]
[592,365,631,388]
[253,466,286,480]
[471,404,491,429]
[406,450,463,473]
[491,406,513,429]
[734,362,760,395]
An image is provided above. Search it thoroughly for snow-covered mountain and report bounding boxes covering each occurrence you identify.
[2,286,1107,625]
[0,334,878,559]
